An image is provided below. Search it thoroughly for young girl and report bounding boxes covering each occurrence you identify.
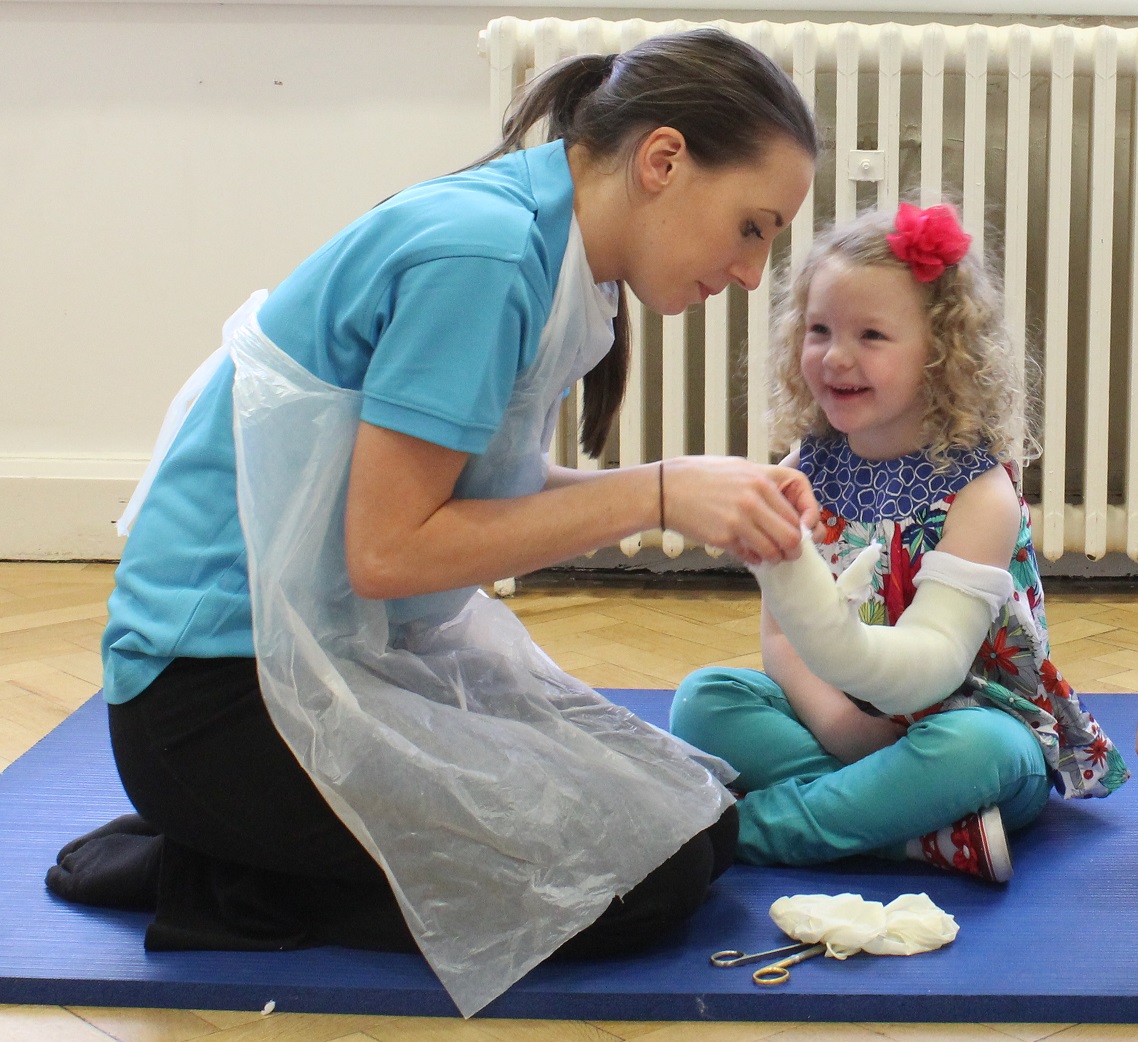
[671,202,1129,883]
[47,29,820,1014]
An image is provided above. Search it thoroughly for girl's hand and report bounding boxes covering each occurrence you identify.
[662,456,820,565]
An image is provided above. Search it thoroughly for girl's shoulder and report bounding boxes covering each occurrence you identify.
[938,460,1023,566]
[800,435,1000,523]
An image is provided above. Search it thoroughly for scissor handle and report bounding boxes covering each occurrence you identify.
[752,964,791,985]
[709,949,748,967]
[751,943,826,986]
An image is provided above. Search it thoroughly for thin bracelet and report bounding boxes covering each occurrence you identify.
[658,459,666,532]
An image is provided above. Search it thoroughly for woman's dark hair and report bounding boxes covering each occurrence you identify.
[480,28,819,458]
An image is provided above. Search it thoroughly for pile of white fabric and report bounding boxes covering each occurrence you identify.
[770,892,959,959]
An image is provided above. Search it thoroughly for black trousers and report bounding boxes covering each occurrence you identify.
[108,656,737,956]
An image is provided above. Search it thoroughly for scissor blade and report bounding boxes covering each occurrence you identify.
[709,941,813,967]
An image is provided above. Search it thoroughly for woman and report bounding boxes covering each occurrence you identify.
[49,27,819,1013]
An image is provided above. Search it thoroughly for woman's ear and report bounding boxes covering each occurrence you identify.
[633,127,688,195]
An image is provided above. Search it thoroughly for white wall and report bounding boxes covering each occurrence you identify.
[0,1,516,558]
[0,1,1125,561]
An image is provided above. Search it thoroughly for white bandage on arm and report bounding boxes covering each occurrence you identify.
[751,534,1013,716]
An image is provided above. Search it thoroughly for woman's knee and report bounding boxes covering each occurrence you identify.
[553,805,737,959]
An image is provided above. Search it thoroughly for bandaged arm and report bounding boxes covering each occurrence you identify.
[751,533,1013,716]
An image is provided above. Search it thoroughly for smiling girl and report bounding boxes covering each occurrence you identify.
[671,203,1129,883]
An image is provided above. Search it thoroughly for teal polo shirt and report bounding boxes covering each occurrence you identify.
[102,141,576,705]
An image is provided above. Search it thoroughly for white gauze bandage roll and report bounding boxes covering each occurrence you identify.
[750,532,1013,716]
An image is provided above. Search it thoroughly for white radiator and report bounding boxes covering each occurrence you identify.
[480,16,1138,564]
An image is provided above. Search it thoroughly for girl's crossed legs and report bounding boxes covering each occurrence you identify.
[670,667,1051,867]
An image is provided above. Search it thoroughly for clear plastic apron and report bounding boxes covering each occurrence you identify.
[218,223,734,1015]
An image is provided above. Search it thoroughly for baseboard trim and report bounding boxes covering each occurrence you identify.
[0,459,145,561]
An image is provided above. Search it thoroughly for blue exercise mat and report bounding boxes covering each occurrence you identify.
[1,689,1136,1021]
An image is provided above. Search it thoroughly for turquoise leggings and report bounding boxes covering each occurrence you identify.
[670,668,1052,867]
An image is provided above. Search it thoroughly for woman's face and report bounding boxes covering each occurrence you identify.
[620,134,815,316]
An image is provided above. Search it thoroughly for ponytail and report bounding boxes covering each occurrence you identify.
[478,53,616,164]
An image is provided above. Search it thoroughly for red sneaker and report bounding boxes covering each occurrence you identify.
[914,805,1013,883]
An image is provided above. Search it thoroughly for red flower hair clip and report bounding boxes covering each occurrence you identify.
[886,203,972,282]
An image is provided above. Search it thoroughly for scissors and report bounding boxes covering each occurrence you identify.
[710,941,827,985]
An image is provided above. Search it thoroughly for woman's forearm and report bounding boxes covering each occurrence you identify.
[345,424,819,600]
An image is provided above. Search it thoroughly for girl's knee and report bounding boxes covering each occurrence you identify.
[670,668,727,746]
[670,668,781,746]
[913,707,1047,789]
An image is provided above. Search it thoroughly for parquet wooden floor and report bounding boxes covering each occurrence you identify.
[1,560,1136,1042]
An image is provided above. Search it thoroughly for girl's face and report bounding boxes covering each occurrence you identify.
[620,135,815,316]
[800,257,932,460]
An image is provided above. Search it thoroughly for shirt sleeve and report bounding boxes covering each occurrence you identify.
[359,253,548,454]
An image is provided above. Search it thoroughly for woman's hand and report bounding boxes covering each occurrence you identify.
[661,455,820,565]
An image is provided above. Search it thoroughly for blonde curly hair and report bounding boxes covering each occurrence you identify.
[768,206,1038,470]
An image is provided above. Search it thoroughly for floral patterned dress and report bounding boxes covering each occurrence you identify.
[800,435,1130,799]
